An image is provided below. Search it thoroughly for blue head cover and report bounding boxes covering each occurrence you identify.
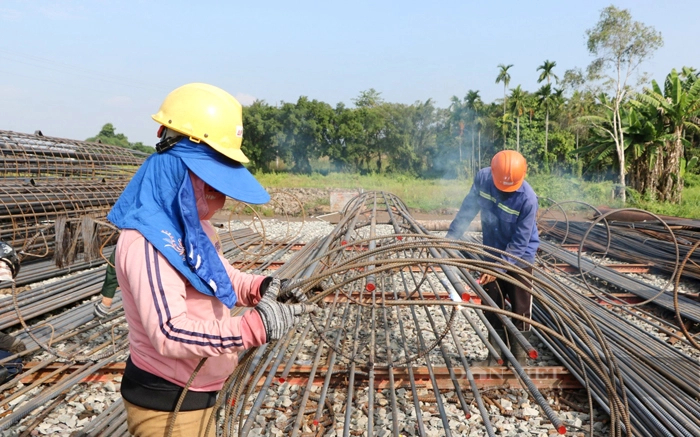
[107,138,269,308]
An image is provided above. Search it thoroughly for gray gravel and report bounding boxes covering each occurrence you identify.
[6,221,672,436]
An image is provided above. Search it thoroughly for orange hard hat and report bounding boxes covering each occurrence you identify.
[491,150,527,192]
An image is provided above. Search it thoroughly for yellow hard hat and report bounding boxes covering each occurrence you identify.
[152,83,249,163]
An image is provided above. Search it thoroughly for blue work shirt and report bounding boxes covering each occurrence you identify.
[446,167,539,265]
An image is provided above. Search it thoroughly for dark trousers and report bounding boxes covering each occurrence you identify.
[482,267,533,331]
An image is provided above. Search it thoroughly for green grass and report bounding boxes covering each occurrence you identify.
[257,172,470,212]
[632,174,700,218]
[256,173,612,213]
[254,172,700,219]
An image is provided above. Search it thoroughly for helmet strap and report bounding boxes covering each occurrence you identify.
[156,127,183,153]
[156,136,181,153]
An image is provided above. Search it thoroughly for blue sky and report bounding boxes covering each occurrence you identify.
[1,0,697,146]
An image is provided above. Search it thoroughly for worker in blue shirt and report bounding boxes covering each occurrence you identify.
[446,150,539,365]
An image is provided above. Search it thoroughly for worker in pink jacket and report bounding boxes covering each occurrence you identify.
[107,83,315,437]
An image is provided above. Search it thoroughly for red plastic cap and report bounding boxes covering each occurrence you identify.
[465,413,471,420]
[397,235,403,240]
[461,293,471,302]
[497,359,504,366]
[557,425,567,435]
[529,350,538,359]
[366,283,376,292]
[341,240,347,246]
[278,377,285,383]
[312,420,319,426]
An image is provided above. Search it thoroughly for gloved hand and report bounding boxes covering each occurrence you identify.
[0,332,25,354]
[10,338,26,354]
[255,278,317,341]
[279,278,308,303]
[94,301,111,319]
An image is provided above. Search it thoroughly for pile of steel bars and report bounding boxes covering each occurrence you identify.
[217,191,651,437]
[0,180,126,262]
[0,130,145,267]
[538,240,700,323]
[529,257,700,437]
[1,187,698,437]
[532,294,700,437]
[0,227,296,433]
[540,219,700,280]
[0,130,146,180]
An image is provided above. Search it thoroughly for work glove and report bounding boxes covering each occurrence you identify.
[10,338,26,354]
[255,278,317,342]
[94,301,111,319]
[0,332,25,354]
[279,278,309,303]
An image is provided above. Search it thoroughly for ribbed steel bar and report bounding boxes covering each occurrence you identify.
[0,129,145,179]
[540,219,700,279]
[225,191,634,436]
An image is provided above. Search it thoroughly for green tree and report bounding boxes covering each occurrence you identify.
[464,90,483,175]
[86,123,154,154]
[561,90,596,176]
[352,90,390,173]
[537,60,558,166]
[585,5,663,202]
[535,84,555,172]
[404,99,438,175]
[635,68,700,202]
[448,95,467,164]
[474,107,494,169]
[508,85,527,152]
[496,64,514,118]
[276,97,335,174]
[579,96,665,193]
[537,60,559,85]
[241,101,281,172]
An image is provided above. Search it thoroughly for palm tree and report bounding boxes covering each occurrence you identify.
[536,61,558,172]
[537,60,559,85]
[495,64,513,117]
[448,96,465,163]
[475,112,493,168]
[508,85,526,152]
[465,90,482,174]
[536,84,554,172]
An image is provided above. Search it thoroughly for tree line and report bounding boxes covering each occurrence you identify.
[239,6,699,204]
[88,6,699,204]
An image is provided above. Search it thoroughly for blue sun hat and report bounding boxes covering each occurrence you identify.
[108,137,269,308]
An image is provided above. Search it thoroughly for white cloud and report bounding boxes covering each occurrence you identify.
[235,93,257,106]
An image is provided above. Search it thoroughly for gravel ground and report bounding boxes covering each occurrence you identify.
[6,219,695,436]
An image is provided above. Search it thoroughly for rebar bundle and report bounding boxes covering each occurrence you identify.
[0,130,146,180]
[540,219,700,280]
[0,130,145,270]
[0,188,698,437]
[0,180,127,265]
[212,191,661,437]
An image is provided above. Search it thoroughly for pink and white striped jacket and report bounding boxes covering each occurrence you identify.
[115,220,267,392]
